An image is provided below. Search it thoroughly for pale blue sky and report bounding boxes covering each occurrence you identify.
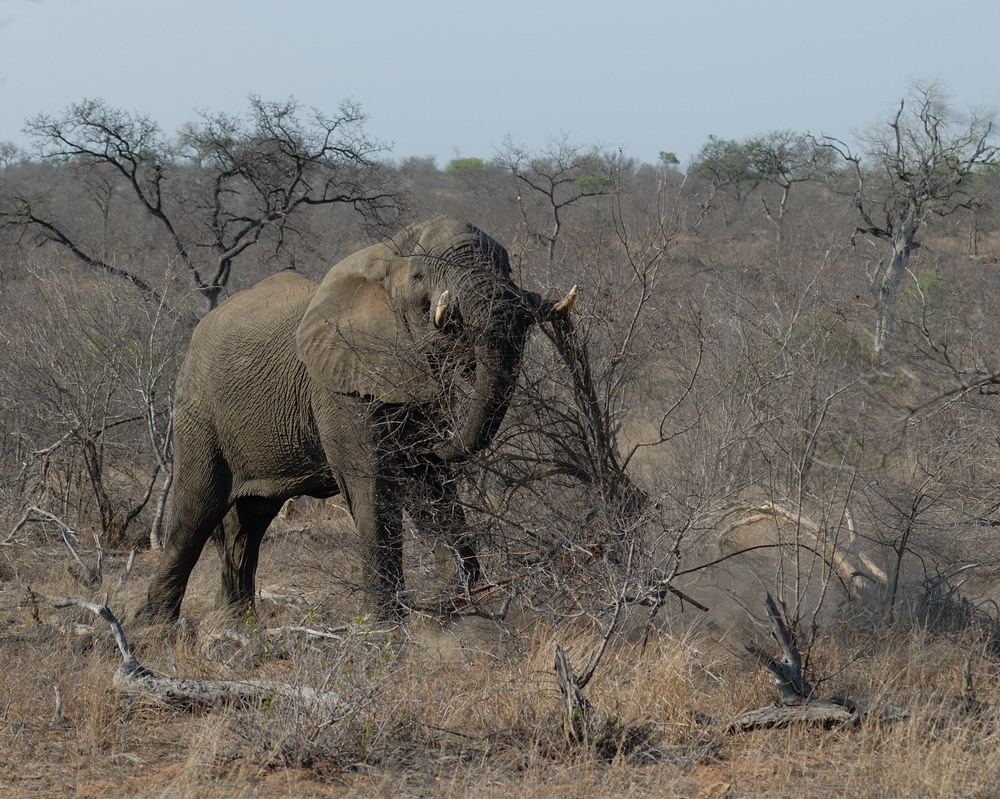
[2,0,998,166]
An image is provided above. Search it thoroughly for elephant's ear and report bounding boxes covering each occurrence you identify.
[296,259,435,404]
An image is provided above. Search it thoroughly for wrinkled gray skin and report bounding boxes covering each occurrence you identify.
[139,217,560,623]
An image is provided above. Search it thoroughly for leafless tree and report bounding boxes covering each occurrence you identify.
[819,83,998,355]
[497,137,615,272]
[0,141,25,169]
[0,258,181,546]
[747,131,835,240]
[2,96,399,313]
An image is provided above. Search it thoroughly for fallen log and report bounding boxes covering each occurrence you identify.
[55,597,345,711]
[728,698,858,733]
[731,593,910,733]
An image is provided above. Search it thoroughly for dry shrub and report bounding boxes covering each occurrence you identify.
[6,533,1000,797]
[850,708,1000,798]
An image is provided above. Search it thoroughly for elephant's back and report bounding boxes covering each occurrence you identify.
[210,271,319,338]
[179,272,317,389]
[175,272,321,472]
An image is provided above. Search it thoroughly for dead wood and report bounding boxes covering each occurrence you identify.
[733,594,912,732]
[30,506,104,587]
[55,597,346,712]
[203,624,359,647]
[554,644,594,744]
[719,500,887,597]
[0,623,96,644]
[551,643,657,760]
[728,698,858,733]
[746,593,815,703]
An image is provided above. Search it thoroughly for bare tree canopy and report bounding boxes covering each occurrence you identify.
[820,83,999,354]
[497,136,615,271]
[2,96,400,313]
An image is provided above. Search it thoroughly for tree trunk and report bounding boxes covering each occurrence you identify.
[874,232,914,356]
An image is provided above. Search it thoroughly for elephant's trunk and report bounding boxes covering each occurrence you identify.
[428,275,568,464]
[434,339,524,463]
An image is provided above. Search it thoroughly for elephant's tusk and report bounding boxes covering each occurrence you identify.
[553,285,578,315]
[434,290,451,327]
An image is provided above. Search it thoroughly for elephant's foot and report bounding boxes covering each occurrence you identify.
[135,577,186,627]
[364,586,407,626]
[215,593,257,624]
[132,598,182,631]
[216,571,258,618]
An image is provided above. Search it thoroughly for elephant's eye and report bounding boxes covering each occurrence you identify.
[412,270,424,281]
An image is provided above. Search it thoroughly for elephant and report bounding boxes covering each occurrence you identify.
[138,216,576,623]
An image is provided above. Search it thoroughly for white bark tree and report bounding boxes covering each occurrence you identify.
[820,83,998,356]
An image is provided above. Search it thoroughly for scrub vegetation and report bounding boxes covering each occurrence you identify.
[2,83,1000,796]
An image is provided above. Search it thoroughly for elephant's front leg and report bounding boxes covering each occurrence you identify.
[411,466,481,593]
[342,473,406,621]
[214,496,284,614]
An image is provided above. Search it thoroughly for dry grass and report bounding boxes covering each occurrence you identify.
[3,528,1000,798]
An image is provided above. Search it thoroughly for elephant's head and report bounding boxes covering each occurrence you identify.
[296,216,575,462]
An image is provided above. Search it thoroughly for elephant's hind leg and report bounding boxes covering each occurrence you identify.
[138,421,233,625]
[215,496,284,615]
[138,503,227,624]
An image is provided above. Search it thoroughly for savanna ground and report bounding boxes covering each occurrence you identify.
[4,88,1000,796]
[4,516,1000,798]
